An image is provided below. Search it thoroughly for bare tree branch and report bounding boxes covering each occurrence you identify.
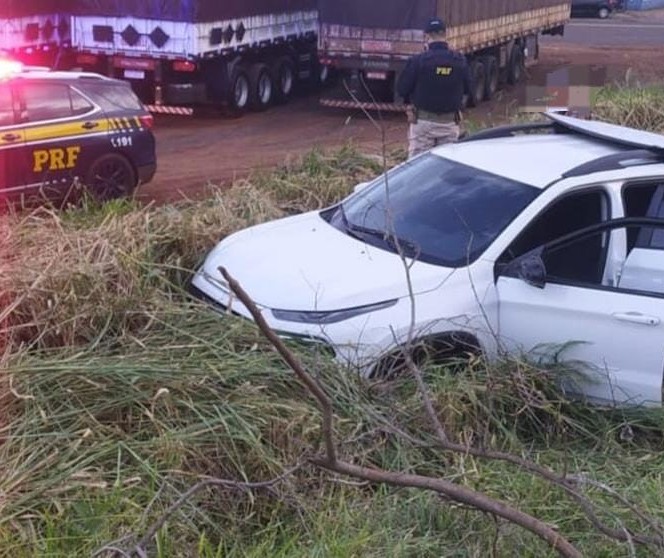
[219,267,337,465]
[221,266,584,558]
[313,457,582,558]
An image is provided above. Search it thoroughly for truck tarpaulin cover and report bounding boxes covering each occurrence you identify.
[70,0,316,21]
[0,0,75,17]
[319,0,437,30]
[319,0,570,28]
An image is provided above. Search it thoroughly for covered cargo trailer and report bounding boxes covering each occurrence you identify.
[318,0,571,111]
[0,0,73,66]
[66,0,323,115]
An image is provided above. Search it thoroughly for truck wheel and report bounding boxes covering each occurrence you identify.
[228,65,250,113]
[467,60,485,108]
[272,56,296,104]
[507,45,525,85]
[248,63,274,111]
[482,56,499,101]
[85,154,136,202]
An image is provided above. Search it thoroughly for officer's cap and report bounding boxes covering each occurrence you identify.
[424,18,446,34]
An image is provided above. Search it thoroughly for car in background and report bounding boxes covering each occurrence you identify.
[571,0,620,18]
[0,59,156,207]
[192,111,664,409]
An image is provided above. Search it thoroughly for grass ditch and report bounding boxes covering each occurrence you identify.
[1,88,664,556]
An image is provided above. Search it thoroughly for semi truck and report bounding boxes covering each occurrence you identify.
[0,0,73,67]
[65,0,323,115]
[317,0,572,111]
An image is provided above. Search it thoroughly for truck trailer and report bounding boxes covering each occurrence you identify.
[317,0,571,111]
[65,0,323,115]
[0,0,73,67]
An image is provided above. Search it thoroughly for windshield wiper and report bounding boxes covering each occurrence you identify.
[348,221,421,258]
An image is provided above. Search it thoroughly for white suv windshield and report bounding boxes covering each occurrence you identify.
[329,153,540,267]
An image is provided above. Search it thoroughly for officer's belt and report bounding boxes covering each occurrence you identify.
[417,109,458,123]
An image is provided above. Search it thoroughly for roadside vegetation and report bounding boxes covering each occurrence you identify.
[1,87,664,557]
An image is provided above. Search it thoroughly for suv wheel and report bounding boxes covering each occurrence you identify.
[85,154,137,202]
[598,6,610,18]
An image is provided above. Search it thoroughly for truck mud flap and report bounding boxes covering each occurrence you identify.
[320,98,406,112]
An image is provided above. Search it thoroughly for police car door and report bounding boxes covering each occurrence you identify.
[0,82,26,201]
[17,80,107,201]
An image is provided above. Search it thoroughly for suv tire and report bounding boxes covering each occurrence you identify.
[85,153,137,202]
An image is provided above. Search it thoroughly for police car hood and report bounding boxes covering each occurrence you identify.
[199,210,455,311]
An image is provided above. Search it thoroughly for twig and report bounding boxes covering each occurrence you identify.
[220,266,337,465]
[132,463,302,555]
[92,546,132,558]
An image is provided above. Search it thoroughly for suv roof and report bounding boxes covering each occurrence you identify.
[434,112,664,189]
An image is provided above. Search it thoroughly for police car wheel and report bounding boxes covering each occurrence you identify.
[85,154,137,202]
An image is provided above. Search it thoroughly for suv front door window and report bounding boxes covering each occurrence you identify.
[497,217,664,406]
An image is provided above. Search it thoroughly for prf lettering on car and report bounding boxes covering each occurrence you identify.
[33,147,81,172]
[436,66,453,76]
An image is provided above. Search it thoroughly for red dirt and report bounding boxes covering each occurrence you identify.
[138,43,664,205]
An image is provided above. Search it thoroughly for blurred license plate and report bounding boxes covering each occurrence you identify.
[366,71,387,80]
[361,40,392,52]
[124,69,145,79]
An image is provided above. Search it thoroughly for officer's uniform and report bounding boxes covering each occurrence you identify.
[397,19,471,159]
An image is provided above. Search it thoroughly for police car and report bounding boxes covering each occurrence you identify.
[0,59,156,205]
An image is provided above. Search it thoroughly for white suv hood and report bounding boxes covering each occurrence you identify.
[199,210,455,311]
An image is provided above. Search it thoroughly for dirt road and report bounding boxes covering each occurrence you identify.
[138,43,664,205]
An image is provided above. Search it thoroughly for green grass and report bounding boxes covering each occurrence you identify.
[2,92,664,557]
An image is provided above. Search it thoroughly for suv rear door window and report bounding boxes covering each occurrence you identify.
[22,83,94,122]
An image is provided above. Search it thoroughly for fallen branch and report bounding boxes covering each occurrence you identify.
[220,266,583,558]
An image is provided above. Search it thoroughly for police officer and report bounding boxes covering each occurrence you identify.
[397,18,472,159]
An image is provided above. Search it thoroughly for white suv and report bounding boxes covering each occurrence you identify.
[191,112,664,408]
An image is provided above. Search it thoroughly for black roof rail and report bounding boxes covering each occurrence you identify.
[562,149,664,178]
[458,120,568,142]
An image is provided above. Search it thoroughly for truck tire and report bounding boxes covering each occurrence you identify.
[272,56,296,104]
[85,154,137,202]
[467,60,485,108]
[248,62,274,111]
[228,65,251,114]
[507,44,525,85]
[482,56,499,101]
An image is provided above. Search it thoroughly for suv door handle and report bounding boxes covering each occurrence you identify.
[82,121,99,130]
[1,133,20,142]
[612,312,660,326]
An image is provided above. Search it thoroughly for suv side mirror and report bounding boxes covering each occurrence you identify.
[503,252,547,289]
[353,181,371,194]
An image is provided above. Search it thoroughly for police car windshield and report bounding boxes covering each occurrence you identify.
[331,153,539,267]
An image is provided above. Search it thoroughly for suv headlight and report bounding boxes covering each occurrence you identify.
[272,299,398,325]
